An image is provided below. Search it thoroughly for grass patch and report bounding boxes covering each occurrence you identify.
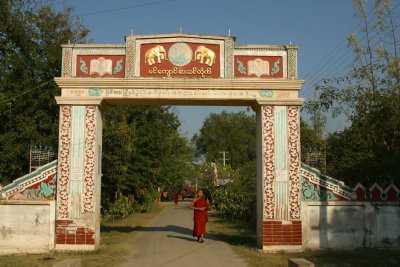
[207,213,400,267]
[0,203,170,267]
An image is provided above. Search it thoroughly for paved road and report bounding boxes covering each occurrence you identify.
[119,200,247,267]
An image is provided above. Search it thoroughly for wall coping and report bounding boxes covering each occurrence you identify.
[0,200,53,205]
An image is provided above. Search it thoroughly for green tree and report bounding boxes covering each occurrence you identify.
[101,105,194,211]
[305,0,400,184]
[192,111,257,222]
[193,111,322,222]
[0,0,89,184]
[192,111,256,169]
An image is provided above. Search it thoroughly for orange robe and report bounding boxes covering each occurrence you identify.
[173,192,179,204]
[192,197,208,237]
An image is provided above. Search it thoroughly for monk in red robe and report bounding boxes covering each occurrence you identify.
[190,189,208,243]
[173,192,179,205]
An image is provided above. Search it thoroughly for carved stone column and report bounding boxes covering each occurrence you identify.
[256,105,301,251]
[55,104,102,250]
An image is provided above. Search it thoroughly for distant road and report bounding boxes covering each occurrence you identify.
[119,200,247,267]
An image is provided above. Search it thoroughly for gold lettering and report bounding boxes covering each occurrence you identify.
[147,66,213,77]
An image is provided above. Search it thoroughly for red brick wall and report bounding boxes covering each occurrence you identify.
[55,220,95,245]
[263,220,302,246]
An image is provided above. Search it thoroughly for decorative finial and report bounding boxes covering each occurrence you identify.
[180,26,183,34]
[68,39,70,44]
[228,29,231,36]
[130,29,134,36]
[289,41,292,45]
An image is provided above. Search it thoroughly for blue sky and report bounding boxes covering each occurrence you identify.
[52,0,368,138]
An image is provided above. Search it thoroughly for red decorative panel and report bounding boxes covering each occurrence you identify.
[76,55,125,78]
[370,186,383,201]
[140,43,220,78]
[355,186,366,201]
[235,56,283,78]
[263,220,302,246]
[386,186,399,201]
[18,174,57,200]
[3,161,58,201]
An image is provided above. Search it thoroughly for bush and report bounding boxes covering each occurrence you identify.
[213,189,248,219]
[211,161,257,223]
[106,196,134,218]
[136,187,159,212]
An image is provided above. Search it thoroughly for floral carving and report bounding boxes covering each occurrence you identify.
[57,106,72,218]
[301,177,338,201]
[23,174,57,200]
[288,49,297,79]
[288,106,300,219]
[300,164,353,200]
[83,106,96,212]
[225,39,234,78]
[262,106,275,219]
[125,38,135,78]
[3,162,57,200]
[62,48,72,77]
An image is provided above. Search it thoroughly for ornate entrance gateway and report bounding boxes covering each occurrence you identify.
[54,33,304,251]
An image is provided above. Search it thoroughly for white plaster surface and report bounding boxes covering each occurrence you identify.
[302,202,400,249]
[0,202,54,254]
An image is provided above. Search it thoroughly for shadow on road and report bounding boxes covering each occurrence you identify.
[102,224,193,236]
[102,222,255,247]
[101,206,256,248]
[101,225,138,233]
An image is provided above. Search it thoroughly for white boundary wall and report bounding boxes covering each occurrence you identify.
[0,200,55,255]
[302,201,400,249]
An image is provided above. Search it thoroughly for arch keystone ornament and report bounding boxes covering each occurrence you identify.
[54,33,304,251]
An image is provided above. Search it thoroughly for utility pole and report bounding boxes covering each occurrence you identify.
[219,151,230,166]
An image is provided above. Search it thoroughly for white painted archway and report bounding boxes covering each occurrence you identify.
[54,33,304,251]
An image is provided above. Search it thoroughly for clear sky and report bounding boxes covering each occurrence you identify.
[51,0,369,138]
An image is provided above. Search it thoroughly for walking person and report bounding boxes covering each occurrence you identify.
[173,191,179,205]
[189,189,208,243]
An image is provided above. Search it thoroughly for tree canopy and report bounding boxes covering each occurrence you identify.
[305,0,400,185]
[101,105,194,210]
[192,111,256,169]
[0,0,89,183]
[0,2,194,213]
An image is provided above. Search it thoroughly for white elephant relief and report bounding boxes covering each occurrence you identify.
[144,45,168,65]
[193,45,216,67]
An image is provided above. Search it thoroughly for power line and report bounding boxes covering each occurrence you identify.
[73,0,176,17]
[304,14,400,98]
[301,1,379,82]
[301,5,400,99]
[0,80,54,104]
[301,2,400,98]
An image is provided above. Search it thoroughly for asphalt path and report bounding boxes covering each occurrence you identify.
[119,200,247,267]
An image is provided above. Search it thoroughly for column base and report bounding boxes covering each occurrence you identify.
[262,245,303,252]
[55,244,96,251]
[55,219,97,247]
[262,220,302,250]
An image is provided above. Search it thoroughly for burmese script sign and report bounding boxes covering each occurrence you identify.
[62,88,299,101]
[140,42,220,78]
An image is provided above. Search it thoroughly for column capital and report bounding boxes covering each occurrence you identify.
[55,97,103,106]
[252,98,304,110]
